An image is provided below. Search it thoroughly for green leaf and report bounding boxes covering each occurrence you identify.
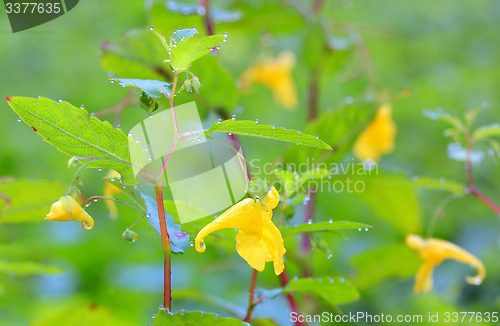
[283,277,359,307]
[7,97,136,185]
[285,99,376,163]
[0,179,66,223]
[411,176,466,195]
[423,109,464,130]
[472,123,500,142]
[100,28,171,80]
[171,290,245,318]
[355,175,422,234]
[206,120,332,150]
[170,28,199,45]
[142,194,189,254]
[351,244,420,289]
[112,78,172,98]
[0,260,62,276]
[170,34,226,72]
[281,221,372,236]
[152,308,249,326]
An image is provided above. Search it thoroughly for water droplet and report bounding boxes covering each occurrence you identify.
[307,219,312,224]
[146,213,151,218]
[255,119,259,124]
[116,124,121,129]
[315,135,319,139]
[272,125,276,129]
[228,133,232,136]
[328,175,332,179]
[189,241,194,247]
[298,131,302,134]
[58,98,63,103]
[358,228,362,231]
[440,178,446,184]
[128,131,133,136]
[327,254,333,259]
[93,199,98,202]
[364,228,369,231]
[149,25,154,30]
[329,278,334,284]
[217,119,222,124]
[17,117,21,122]
[80,104,85,109]
[90,113,96,117]
[98,168,102,172]
[345,96,354,104]
[110,177,115,182]
[412,176,419,182]
[293,276,298,281]
[135,138,140,143]
[340,277,345,283]
[85,203,91,207]
[329,219,333,223]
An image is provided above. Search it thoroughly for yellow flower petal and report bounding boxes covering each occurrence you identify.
[406,234,486,293]
[195,187,286,275]
[46,196,94,230]
[239,52,297,110]
[104,170,122,219]
[353,103,396,162]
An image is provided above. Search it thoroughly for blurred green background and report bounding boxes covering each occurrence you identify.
[1,0,499,325]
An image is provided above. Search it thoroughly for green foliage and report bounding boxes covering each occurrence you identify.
[283,277,360,307]
[473,123,500,142]
[7,97,136,185]
[411,176,466,195]
[152,308,249,326]
[0,179,66,223]
[280,221,373,237]
[113,78,173,98]
[351,244,421,289]
[0,260,62,276]
[169,33,226,72]
[355,175,422,234]
[206,120,332,150]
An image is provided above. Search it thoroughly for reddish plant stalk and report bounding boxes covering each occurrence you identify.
[155,185,172,310]
[279,271,306,326]
[244,269,258,322]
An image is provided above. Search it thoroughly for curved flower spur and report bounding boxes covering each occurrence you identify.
[195,186,286,275]
[45,195,94,230]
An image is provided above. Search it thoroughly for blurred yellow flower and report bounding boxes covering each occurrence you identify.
[406,234,486,294]
[104,170,122,219]
[195,187,286,275]
[353,103,396,162]
[239,52,297,110]
[46,196,94,230]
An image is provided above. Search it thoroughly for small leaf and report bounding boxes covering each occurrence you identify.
[0,260,62,276]
[170,28,199,44]
[113,78,172,98]
[7,97,136,185]
[423,109,463,130]
[0,179,66,223]
[206,120,332,150]
[283,277,359,307]
[141,194,189,254]
[170,34,226,72]
[281,221,372,236]
[152,308,249,326]
[472,123,500,142]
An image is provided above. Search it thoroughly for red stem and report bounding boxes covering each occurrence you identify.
[155,185,172,310]
[464,131,500,215]
[243,269,258,322]
[200,0,214,36]
[279,271,306,326]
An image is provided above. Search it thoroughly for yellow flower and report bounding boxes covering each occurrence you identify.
[353,103,396,162]
[195,187,286,275]
[239,52,297,110]
[104,170,122,219]
[406,234,486,294]
[45,196,94,230]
